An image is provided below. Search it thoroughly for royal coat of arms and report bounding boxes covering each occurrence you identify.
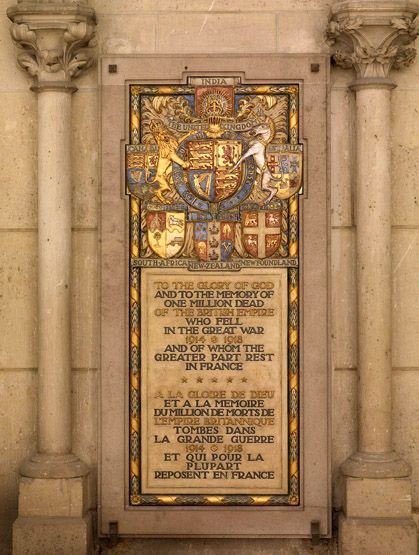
[187,140,242,203]
[126,81,303,262]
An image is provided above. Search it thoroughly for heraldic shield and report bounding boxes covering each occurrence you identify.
[241,211,281,259]
[126,145,159,199]
[266,144,303,199]
[187,140,242,203]
[194,221,235,262]
[146,211,185,258]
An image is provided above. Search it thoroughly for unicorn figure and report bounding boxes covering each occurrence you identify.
[230,119,280,204]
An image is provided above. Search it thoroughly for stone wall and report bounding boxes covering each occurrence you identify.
[0,0,418,553]
[0,0,37,550]
[391,59,419,512]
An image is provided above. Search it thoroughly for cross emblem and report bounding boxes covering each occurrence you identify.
[242,211,281,259]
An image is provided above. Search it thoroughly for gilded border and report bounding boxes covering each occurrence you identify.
[128,84,299,506]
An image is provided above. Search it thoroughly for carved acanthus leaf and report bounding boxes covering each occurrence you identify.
[326,17,363,45]
[333,49,354,69]
[327,10,419,79]
[10,22,36,45]
[10,23,39,76]
[17,51,39,77]
[391,15,419,39]
[10,20,96,80]
[63,22,96,78]
[393,46,417,69]
[354,44,398,64]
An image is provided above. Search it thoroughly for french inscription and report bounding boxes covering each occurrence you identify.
[141,268,288,494]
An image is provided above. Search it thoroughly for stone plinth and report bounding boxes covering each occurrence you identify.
[339,515,417,555]
[13,516,92,555]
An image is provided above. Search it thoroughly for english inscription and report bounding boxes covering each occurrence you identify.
[141,268,288,494]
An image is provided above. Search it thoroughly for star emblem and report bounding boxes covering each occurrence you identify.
[197,376,203,383]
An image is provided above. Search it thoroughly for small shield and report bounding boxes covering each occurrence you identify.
[194,221,235,262]
[266,144,303,199]
[147,211,185,259]
[126,145,159,199]
[241,211,281,259]
[220,221,235,261]
[194,222,209,261]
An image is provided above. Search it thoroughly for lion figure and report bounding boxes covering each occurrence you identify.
[149,120,191,202]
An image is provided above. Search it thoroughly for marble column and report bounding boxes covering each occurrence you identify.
[327,2,419,553]
[7,2,96,553]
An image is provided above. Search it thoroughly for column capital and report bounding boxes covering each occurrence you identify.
[7,1,96,85]
[326,1,419,83]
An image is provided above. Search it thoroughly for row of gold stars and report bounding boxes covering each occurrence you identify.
[181,376,248,384]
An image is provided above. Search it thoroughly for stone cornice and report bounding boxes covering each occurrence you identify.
[7,1,96,84]
[8,3,94,19]
[326,0,419,80]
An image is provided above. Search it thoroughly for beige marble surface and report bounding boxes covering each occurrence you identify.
[140,269,288,495]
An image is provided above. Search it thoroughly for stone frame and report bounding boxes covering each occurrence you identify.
[99,54,330,538]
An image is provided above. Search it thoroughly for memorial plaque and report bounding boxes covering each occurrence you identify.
[126,79,302,506]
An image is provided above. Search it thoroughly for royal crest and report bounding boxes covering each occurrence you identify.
[187,140,242,203]
[242,210,282,259]
[147,211,185,258]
